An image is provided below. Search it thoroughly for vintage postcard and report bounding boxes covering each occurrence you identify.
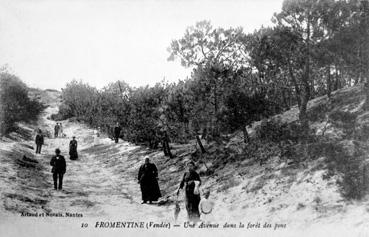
[1,0,369,236]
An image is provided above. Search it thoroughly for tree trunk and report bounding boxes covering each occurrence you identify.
[287,86,293,108]
[334,64,339,90]
[242,126,249,144]
[288,60,301,108]
[310,73,315,99]
[212,79,220,138]
[299,12,311,137]
[201,127,207,140]
[362,0,369,109]
[196,135,206,153]
[183,121,189,143]
[326,66,332,99]
[299,84,310,137]
[162,131,173,158]
[282,88,290,110]
[162,142,168,156]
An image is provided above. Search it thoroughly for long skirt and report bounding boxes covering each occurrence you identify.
[140,178,161,202]
[185,191,201,221]
[69,149,78,160]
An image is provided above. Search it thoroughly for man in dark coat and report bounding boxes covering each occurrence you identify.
[138,158,161,204]
[69,136,78,160]
[50,148,66,190]
[114,122,122,143]
[35,129,44,154]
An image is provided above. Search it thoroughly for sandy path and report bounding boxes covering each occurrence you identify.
[30,104,180,221]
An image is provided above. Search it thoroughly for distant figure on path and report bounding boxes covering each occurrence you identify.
[93,127,101,145]
[50,148,66,190]
[35,129,44,154]
[69,136,78,160]
[113,122,122,143]
[54,123,60,138]
[96,126,101,137]
[177,161,201,222]
[138,158,162,204]
[59,123,64,137]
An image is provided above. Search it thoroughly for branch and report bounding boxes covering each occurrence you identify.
[199,42,209,61]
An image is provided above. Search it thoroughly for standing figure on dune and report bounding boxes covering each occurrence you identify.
[35,129,44,154]
[138,158,162,204]
[69,136,78,160]
[177,161,201,222]
[113,122,122,143]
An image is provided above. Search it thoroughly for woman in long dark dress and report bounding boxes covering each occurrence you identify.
[138,158,162,204]
[69,136,78,160]
[177,161,201,222]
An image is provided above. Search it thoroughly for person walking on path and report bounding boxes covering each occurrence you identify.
[54,123,60,138]
[69,136,78,160]
[59,123,64,137]
[177,161,201,222]
[113,122,122,143]
[35,129,44,154]
[138,158,162,204]
[50,148,66,190]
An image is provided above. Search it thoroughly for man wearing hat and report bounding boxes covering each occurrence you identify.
[50,148,66,190]
[35,129,44,154]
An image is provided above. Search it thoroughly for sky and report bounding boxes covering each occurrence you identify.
[0,0,284,90]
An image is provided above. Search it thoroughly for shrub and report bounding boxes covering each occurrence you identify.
[255,119,305,143]
[355,124,369,141]
[0,73,44,135]
[328,110,357,138]
[295,139,368,200]
[307,103,330,122]
[50,103,73,121]
[323,141,367,199]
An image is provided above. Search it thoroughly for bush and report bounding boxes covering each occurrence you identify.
[50,104,73,121]
[327,110,357,138]
[0,73,44,135]
[355,124,369,141]
[307,103,329,122]
[255,119,305,143]
[322,141,368,200]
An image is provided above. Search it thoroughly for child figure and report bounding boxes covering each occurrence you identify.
[198,189,214,223]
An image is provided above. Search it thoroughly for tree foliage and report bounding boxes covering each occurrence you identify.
[56,0,369,145]
[0,72,44,135]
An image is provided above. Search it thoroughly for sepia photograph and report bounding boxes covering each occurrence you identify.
[1,0,369,236]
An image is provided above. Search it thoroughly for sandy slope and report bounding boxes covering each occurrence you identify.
[2,88,369,237]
